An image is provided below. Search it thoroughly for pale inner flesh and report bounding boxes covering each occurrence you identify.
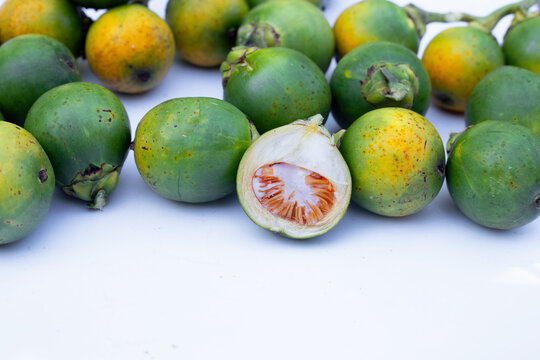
[252,162,336,225]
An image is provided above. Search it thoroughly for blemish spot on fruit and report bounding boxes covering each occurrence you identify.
[38,169,48,183]
[252,162,335,225]
[83,164,101,176]
[437,162,445,176]
[136,69,151,82]
[435,92,454,106]
[63,57,74,70]
[535,196,540,209]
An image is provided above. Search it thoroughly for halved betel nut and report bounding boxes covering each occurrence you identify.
[237,114,352,239]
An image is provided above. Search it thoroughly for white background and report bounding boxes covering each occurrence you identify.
[1,0,540,359]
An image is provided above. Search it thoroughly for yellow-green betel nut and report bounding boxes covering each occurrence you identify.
[339,108,445,216]
[0,0,85,55]
[334,0,419,58]
[0,121,55,245]
[134,97,255,203]
[85,4,175,94]
[422,26,504,113]
[166,0,249,67]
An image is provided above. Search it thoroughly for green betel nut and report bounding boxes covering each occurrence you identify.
[24,82,131,210]
[0,122,55,245]
[134,97,256,203]
[465,66,540,136]
[0,34,81,126]
[503,16,540,76]
[221,46,331,134]
[330,41,431,129]
[236,0,334,71]
[446,121,540,230]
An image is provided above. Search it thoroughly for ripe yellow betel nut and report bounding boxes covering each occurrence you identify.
[85,4,175,94]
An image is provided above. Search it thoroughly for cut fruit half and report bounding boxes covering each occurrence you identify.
[237,114,351,238]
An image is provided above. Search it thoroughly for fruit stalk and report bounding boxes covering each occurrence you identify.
[510,8,539,27]
[469,0,536,32]
[404,4,480,37]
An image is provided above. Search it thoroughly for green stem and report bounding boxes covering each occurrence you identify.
[405,4,481,23]
[404,4,481,37]
[89,189,107,211]
[469,0,536,32]
[510,8,529,26]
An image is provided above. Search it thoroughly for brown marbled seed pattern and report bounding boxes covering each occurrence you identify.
[252,162,336,225]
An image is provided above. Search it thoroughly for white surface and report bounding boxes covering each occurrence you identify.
[1,0,540,359]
